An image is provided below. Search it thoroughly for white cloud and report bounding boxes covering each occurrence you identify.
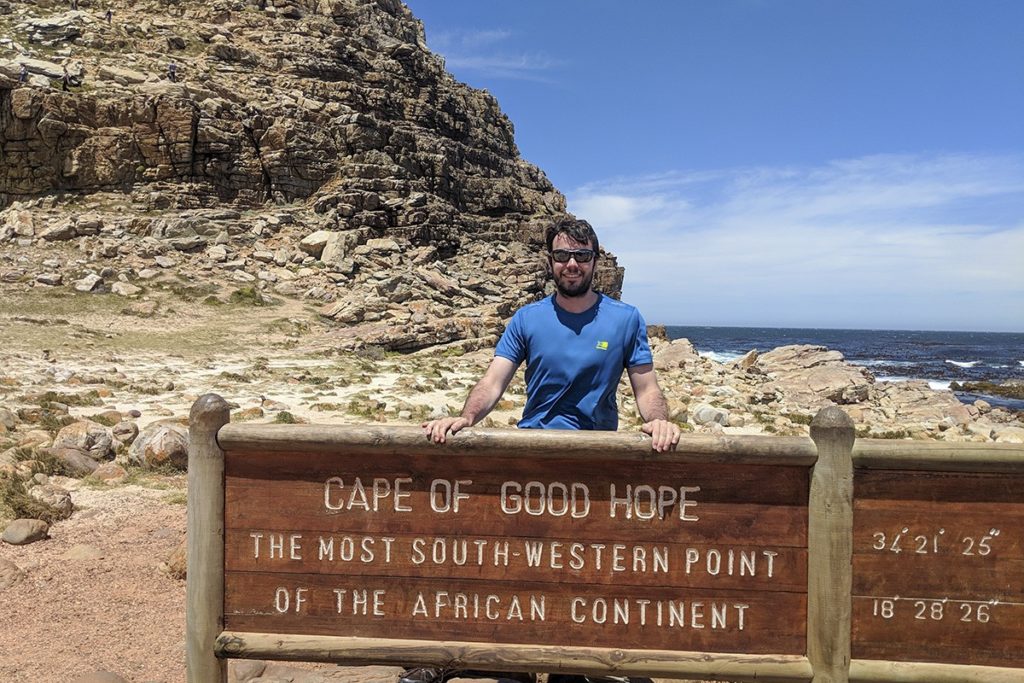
[425,28,558,81]
[568,154,1024,331]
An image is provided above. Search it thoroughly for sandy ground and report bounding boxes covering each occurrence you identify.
[0,288,573,682]
[0,477,190,681]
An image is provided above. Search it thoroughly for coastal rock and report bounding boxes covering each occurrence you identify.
[653,338,702,369]
[993,426,1024,444]
[757,345,873,407]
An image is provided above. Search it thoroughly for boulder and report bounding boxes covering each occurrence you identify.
[125,422,189,469]
[53,420,115,460]
[44,446,100,477]
[28,483,73,518]
[112,420,140,446]
[2,519,49,545]
[298,229,332,257]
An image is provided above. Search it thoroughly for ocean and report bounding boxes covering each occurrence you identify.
[664,327,1024,412]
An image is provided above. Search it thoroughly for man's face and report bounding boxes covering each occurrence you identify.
[550,233,596,298]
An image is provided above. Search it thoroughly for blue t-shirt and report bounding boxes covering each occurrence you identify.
[494,293,653,430]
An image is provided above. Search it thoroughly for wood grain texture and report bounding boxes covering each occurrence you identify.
[222,446,809,657]
[224,451,809,546]
[218,423,819,464]
[853,440,1024,473]
[807,407,855,683]
[851,468,1024,669]
[225,531,808,592]
[224,572,806,654]
[215,631,816,682]
[849,659,1024,682]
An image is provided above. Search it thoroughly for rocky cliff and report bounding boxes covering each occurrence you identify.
[0,0,624,350]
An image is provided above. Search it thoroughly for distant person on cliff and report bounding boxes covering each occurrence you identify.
[167,61,177,82]
[404,218,679,683]
[422,217,680,452]
[19,63,27,83]
[61,66,70,91]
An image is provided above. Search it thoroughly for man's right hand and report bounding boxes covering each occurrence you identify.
[422,416,472,443]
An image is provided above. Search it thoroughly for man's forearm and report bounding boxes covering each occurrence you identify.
[637,388,670,422]
[460,380,502,425]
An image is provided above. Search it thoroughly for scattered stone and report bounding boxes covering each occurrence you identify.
[74,273,104,292]
[692,403,729,426]
[91,462,128,483]
[111,282,142,297]
[162,539,187,580]
[62,544,105,561]
[0,557,26,590]
[71,672,129,683]
[35,272,63,286]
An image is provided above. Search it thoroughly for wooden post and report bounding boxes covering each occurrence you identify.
[808,406,855,683]
[187,393,230,683]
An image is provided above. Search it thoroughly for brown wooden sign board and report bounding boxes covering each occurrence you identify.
[223,449,810,655]
[851,468,1024,669]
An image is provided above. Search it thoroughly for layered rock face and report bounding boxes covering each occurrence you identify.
[0,0,623,350]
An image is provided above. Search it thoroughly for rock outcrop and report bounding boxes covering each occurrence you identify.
[0,0,623,351]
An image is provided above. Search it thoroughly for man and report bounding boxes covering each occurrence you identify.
[423,217,680,451]
[407,218,678,683]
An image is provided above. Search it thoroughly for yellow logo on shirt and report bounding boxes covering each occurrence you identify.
[596,341,609,350]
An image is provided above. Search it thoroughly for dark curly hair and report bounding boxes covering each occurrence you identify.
[544,218,599,256]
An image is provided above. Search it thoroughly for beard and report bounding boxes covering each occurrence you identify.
[554,267,594,298]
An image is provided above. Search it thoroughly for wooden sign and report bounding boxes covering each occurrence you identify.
[188,396,1024,683]
[852,468,1024,669]
[223,447,811,655]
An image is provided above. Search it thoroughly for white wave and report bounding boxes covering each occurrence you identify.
[1019,361,1024,367]
[699,350,743,364]
[852,359,915,367]
[945,359,980,368]
[877,375,951,391]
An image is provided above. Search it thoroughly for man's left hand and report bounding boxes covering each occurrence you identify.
[641,419,681,452]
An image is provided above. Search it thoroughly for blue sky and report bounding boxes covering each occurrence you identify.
[404,1,1024,331]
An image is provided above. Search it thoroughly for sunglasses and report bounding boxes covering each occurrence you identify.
[550,248,595,263]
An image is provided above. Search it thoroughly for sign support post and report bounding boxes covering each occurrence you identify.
[186,393,230,683]
[808,407,855,683]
